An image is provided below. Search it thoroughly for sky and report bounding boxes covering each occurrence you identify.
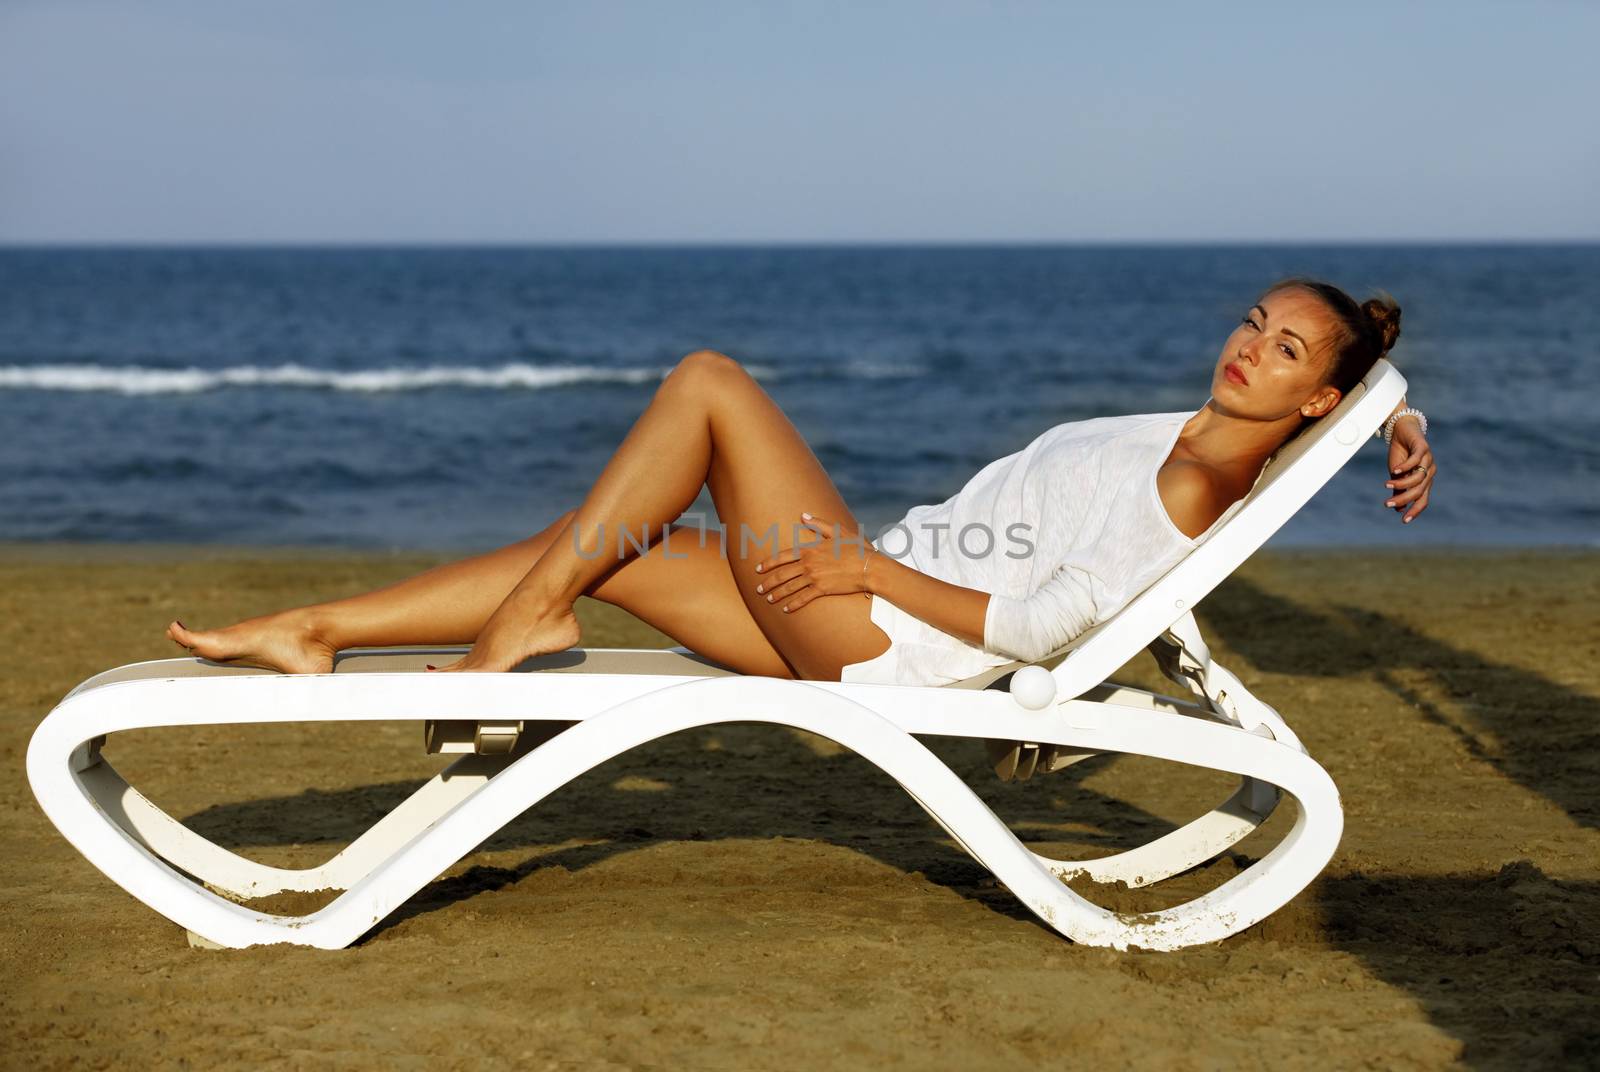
[1,0,1596,244]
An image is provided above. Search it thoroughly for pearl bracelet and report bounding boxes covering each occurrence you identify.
[1374,407,1428,445]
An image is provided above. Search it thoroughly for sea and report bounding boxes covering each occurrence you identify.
[0,245,1595,551]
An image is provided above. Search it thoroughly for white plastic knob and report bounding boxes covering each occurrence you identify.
[1010,665,1057,711]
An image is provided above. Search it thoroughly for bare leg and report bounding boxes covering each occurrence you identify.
[171,349,890,681]
[437,349,890,680]
[166,512,582,673]
[167,513,797,677]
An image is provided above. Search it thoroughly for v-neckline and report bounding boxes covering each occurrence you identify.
[1150,413,1266,546]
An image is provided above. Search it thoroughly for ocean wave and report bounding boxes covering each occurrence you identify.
[0,362,670,395]
[0,360,927,395]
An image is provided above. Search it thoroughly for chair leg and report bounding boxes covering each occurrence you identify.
[1037,777,1279,888]
[77,750,520,897]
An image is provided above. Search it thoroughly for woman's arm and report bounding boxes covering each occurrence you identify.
[867,553,1097,665]
[752,513,997,649]
[755,511,1095,664]
[862,552,991,649]
[745,515,992,649]
[1387,395,1417,424]
[1378,395,1435,523]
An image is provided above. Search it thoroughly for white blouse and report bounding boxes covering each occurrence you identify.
[840,410,1261,687]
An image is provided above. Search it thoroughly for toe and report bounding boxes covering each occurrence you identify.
[169,621,217,658]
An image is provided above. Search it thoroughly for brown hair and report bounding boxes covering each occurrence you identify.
[1260,276,1402,399]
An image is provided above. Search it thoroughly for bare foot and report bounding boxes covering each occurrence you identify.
[430,596,582,673]
[166,611,337,675]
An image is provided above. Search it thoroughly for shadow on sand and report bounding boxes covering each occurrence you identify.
[1199,575,1600,830]
[179,728,1194,930]
[166,572,1600,1066]
[177,729,1600,1066]
[1313,867,1600,1068]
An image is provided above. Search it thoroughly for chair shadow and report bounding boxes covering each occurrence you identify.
[165,577,1600,1063]
[1194,576,1600,1062]
[1199,576,1600,830]
[176,727,1235,933]
[1310,865,1600,1068]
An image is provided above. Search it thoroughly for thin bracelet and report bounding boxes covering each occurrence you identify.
[1373,406,1428,442]
[861,546,875,593]
[1380,407,1429,445]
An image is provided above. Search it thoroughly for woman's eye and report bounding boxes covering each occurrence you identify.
[1241,315,1258,329]
[1280,343,1295,358]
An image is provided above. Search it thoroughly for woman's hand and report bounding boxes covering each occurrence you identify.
[752,511,874,612]
[1384,412,1435,524]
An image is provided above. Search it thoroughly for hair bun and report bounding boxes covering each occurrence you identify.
[1361,293,1402,353]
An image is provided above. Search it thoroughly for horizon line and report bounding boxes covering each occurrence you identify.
[2,237,1598,250]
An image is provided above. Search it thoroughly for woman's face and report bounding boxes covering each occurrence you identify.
[1211,287,1344,422]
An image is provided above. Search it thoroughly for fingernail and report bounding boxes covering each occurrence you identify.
[756,584,764,593]
[175,620,185,629]
[755,564,763,573]
[425,664,437,671]
[1385,501,1395,508]
[801,512,812,519]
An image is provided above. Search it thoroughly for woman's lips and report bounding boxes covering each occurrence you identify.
[1225,363,1248,385]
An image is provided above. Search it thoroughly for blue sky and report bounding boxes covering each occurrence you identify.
[1,0,1595,243]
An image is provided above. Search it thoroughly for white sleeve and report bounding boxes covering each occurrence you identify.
[982,562,1100,665]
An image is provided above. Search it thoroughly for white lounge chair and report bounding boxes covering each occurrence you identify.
[27,359,1408,951]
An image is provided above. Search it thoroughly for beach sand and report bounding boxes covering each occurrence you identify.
[2,545,1597,1069]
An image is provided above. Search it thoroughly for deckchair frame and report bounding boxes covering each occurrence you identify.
[27,360,1407,951]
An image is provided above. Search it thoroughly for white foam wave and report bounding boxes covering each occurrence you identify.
[0,362,675,395]
[0,360,922,395]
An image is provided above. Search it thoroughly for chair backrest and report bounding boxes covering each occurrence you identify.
[1038,358,1409,699]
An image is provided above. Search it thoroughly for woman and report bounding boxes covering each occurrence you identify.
[167,276,1436,686]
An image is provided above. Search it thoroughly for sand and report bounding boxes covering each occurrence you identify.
[2,544,1597,1070]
